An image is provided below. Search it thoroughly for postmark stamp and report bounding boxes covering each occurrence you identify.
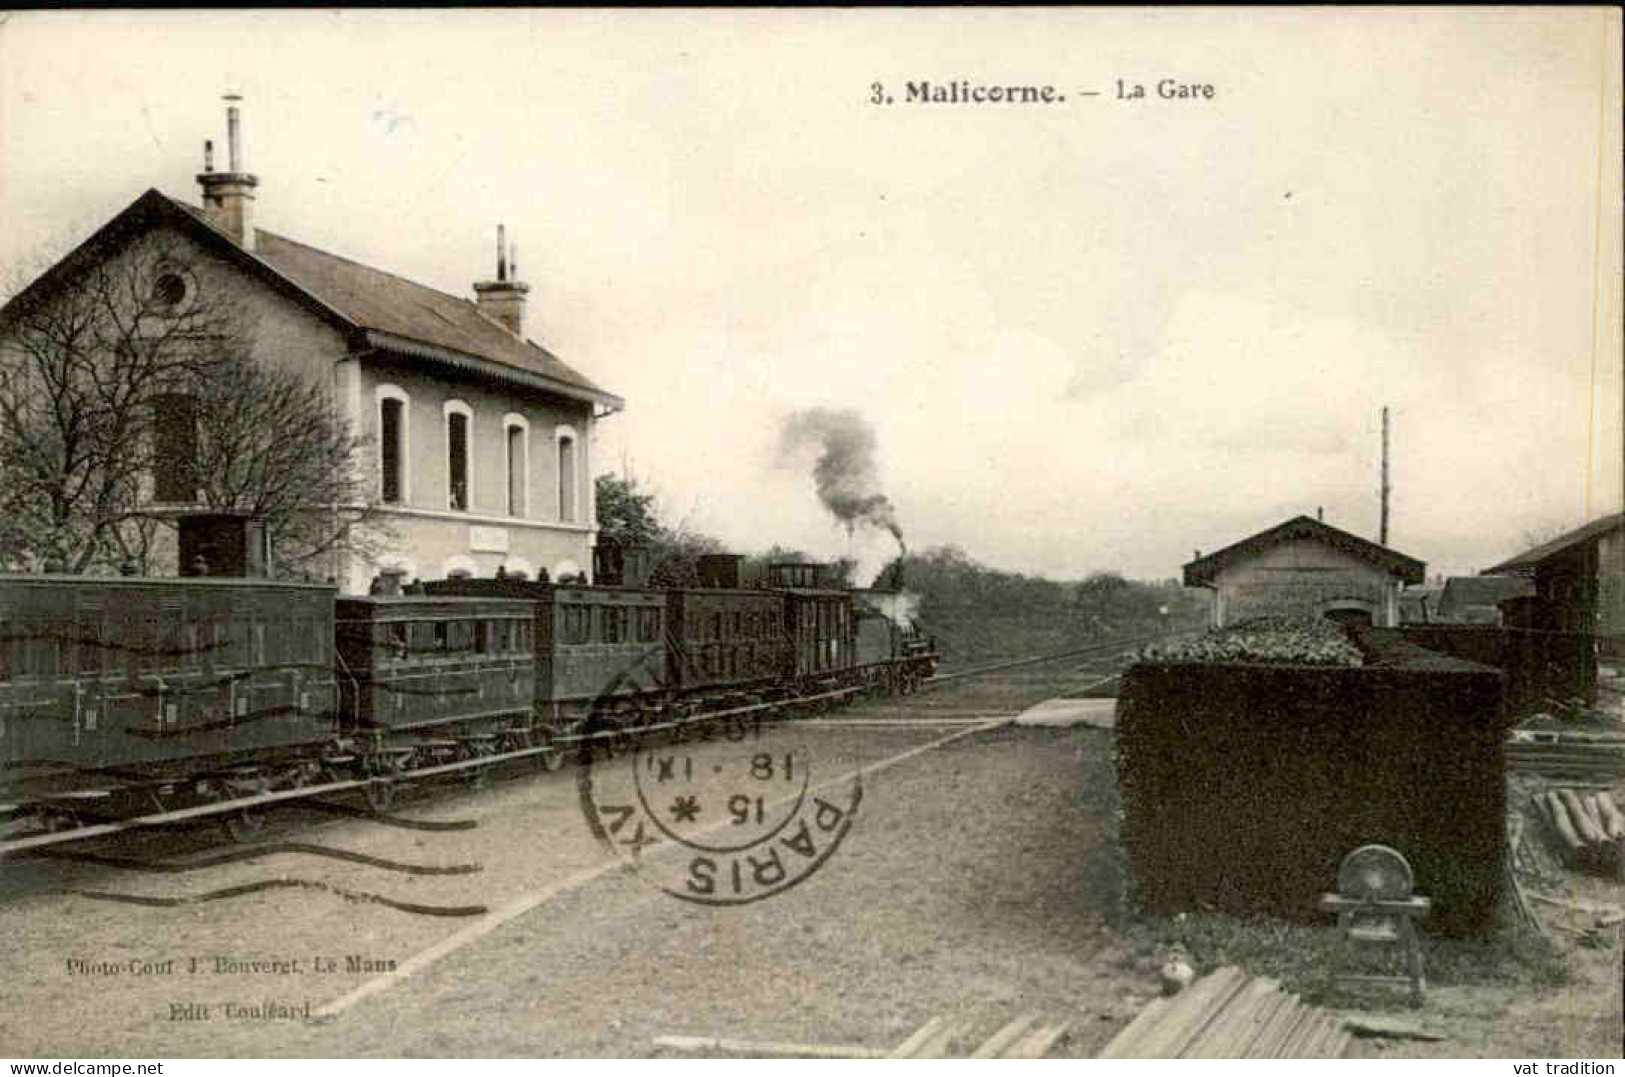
[576,710,861,906]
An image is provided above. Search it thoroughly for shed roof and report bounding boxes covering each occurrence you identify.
[1182,515,1427,588]
[1482,512,1625,575]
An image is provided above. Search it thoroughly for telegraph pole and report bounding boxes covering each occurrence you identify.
[1380,406,1391,546]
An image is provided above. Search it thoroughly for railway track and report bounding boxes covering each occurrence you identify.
[921,629,1180,687]
[0,629,1185,862]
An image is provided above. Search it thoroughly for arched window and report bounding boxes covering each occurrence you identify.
[556,425,578,523]
[503,413,530,518]
[374,384,410,505]
[444,400,474,512]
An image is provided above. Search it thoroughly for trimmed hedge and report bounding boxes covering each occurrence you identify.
[1116,651,1506,936]
[1390,626,1595,717]
[1140,616,1363,667]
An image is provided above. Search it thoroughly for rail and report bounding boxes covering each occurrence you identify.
[921,625,1201,686]
[1,627,1189,859]
[0,677,875,859]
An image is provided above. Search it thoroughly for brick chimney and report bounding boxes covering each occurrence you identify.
[473,224,529,336]
[196,94,259,252]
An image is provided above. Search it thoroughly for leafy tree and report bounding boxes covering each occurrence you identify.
[594,471,723,586]
[594,472,662,549]
[857,545,1209,668]
[646,531,726,589]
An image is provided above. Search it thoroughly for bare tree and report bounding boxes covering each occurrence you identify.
[0,231,387,576]
[0,233,249,570]
[186,353,391,575]
[1519,520,1575,553]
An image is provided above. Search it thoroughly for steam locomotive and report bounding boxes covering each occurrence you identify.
[0,515,937,834]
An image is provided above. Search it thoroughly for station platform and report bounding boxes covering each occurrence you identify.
[1013,697,1118,729]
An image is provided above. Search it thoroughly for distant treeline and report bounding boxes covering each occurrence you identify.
[876,546,1209,669]
[596,475,1208,669]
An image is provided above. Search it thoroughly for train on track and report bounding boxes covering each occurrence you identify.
[0,516,937,840]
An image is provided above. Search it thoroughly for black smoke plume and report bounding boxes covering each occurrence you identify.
[779,408,904,550]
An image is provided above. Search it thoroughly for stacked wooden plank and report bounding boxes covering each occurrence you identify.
[1506,731,1625,781]
[654,1013,1071,1059]
[966,1013,1070,1059]
[1536,787,1625,873]
[1099,966,1350,1059]
[878,1013,1070,1058]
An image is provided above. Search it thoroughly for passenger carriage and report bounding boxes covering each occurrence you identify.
[420,577,672,752]
[333,593,537,766]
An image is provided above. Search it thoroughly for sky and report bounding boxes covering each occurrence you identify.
[1,9,1620,583]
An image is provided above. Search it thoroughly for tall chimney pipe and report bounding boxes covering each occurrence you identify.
[225,93,242,172]
[203,140,214,172]
[497,224,507,283]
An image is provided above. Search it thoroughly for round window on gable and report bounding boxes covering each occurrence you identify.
[151,273,189,309]
[143,259,198,315]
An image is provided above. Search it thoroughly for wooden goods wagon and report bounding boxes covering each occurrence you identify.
[0,574,337,787]
[665,588,789,693]
[779,588,855,681]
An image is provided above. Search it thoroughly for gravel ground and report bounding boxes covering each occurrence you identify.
[0,719,953,1056]
[269,723,1142,1057]
[0,647,1149,1059]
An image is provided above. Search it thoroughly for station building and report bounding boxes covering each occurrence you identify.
[0,101,622,593]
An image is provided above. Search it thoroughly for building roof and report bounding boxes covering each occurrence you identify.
[0,188,622,411]
[1436,575,1534,619]
[1182,515,1427,588]
[1482,512,1625,575]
